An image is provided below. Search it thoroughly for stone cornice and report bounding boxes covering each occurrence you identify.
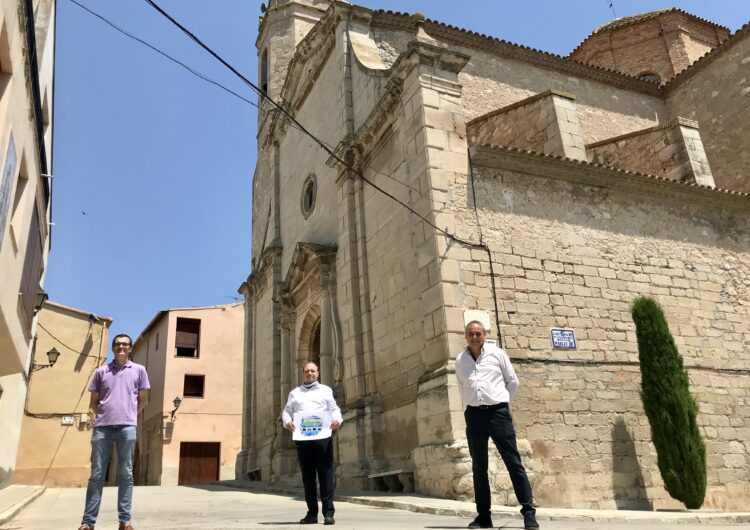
[265,2,374,148]
[243,244,282,300]
[470,144,750,213]
[585,117,699,149]
[328,41,469,174]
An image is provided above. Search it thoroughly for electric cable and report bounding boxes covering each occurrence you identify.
[67,0,436,208]
[37,322,100,358]
[67,0,259,109]
[142,0,482,250]
[141,0,508,340]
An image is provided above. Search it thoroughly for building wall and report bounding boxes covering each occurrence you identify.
[666,30,750,194]
[241,1,749,509]
[453,45,666,144]
[0,0,54,489]
[445,153,750,509]
[13,303,110,486]
[134,303,244,486]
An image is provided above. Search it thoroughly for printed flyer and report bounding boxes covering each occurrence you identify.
[292,411,333,441]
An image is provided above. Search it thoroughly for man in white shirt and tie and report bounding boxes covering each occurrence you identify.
[456,320,538,529]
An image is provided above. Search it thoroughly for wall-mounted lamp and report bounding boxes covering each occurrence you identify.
[31,347,60,371]
[170,396,182,421]
[34,288,49,314]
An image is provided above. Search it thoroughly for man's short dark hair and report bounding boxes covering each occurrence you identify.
[112,333,133,347]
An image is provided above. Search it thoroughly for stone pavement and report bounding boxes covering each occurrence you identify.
[222,480,750,525]
[1,482,749,530]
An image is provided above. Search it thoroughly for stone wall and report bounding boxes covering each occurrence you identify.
[452,45,666,144]
[666,30,750,193]
[445,147,750,509]
[467,90,586,160]
[586,118,715,186]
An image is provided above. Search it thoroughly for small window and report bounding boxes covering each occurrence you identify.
[300,174,317,219]
[639,72,661,84]
[183,374,205,398]
[175,318,200,358]
[260,49,268,94]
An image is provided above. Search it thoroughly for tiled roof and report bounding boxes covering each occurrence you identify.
[472,144,750,200]
[571,8,730,57]
[371,10,662,92]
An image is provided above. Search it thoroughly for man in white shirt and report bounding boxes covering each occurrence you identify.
[456,321,538,529]
[282,361,343,525]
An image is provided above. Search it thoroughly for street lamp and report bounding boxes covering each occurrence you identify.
[34,288,48,314]
[170,396,182,421]
[31,347,60,371]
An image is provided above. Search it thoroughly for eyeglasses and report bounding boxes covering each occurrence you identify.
[467,332,484,337]
[113,343,132,349]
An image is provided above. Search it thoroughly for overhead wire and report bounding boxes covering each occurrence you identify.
[141,0,484,251]
[67,0,436,212]
[141,0,506,340]
[76,0,503,340]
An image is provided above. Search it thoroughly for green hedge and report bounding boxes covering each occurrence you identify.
[631,296,706,509]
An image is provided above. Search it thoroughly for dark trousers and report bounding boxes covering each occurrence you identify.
[295,437,335,517]
[465,405,535,519]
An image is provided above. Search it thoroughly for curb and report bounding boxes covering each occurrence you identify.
[215,480,750,525]
[0,485,46,526]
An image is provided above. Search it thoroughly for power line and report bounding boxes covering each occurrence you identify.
[141,0,485,252]
[68,0,435,213]
[141,0,508,340]
[135,0,505,340]
[66,0,259,109]
[37,322,99,358]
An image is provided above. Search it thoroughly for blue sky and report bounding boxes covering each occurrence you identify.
[47,0,750,346]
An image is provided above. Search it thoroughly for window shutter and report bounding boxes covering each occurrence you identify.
[20,203,43,327]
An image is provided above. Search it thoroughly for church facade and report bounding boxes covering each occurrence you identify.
[238,1,749,510]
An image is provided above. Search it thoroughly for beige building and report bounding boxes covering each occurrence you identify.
[0,0,54,489]
[13,302,111,486]
[133,302,244,486]
[238,1,750,511]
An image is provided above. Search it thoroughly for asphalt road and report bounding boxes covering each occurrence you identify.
[2,485,746,530]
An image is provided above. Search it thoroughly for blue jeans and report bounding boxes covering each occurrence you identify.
[82,425,137,526]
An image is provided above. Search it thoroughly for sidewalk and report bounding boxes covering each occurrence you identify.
[218,479,750,525]
[0,485,45,526]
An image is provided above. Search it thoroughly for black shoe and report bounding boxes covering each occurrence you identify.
[523,512,539,529]
[300,514,318,524]
[324,515,335,525]
[467,517,493,529]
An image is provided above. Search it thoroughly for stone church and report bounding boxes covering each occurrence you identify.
[237,0,749,510]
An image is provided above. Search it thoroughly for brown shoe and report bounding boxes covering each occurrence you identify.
[118,523,134,530]
[78,526,94,530]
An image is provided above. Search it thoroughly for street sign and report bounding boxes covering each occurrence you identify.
[551,328,576,349]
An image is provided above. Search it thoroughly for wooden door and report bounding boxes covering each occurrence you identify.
[178,442,220,485]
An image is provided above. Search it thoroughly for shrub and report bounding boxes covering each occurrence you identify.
[631,296,706,509]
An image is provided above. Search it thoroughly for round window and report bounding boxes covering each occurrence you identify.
[301,174,317,219]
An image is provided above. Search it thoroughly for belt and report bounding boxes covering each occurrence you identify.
[467,403,508,411]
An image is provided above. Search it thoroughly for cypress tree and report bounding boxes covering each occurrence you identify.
[631,296,706,509]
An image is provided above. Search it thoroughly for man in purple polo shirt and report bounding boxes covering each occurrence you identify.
[79,334,150,530]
